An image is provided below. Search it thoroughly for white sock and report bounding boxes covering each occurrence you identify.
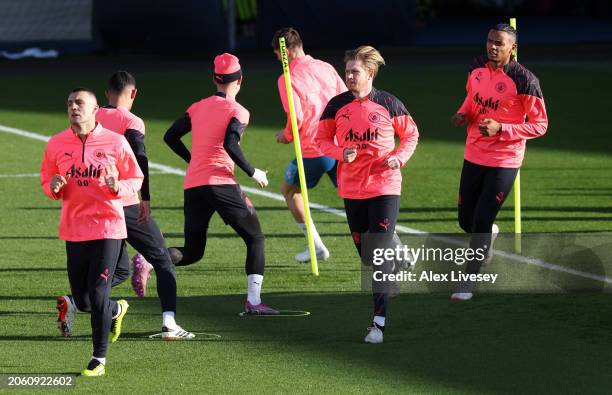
[247,274,263,305]
[373,315,386,327]
[162,311,176,329]
[297,222,325,250]
[111,301,122,319]
[93,357,106,365]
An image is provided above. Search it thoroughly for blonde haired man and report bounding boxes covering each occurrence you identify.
[317,46,419,343]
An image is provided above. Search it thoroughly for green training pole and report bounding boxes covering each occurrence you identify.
[279,37,319,276]
[510,17,522,253]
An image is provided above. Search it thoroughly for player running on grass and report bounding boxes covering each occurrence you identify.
[271,27,347,263]
[450,23,548,301]
[41,88,143,376]
[164,53,279,315]
[317,46,419,343]
[56,71,194,341]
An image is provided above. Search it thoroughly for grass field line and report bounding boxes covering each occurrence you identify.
[1,123,610,285]
[0,173,41,178]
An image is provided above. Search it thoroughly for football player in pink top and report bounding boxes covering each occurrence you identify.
[40,88,143,376]
[271,28,347,263]
[317,46,419,343]
[450,24,548,301]
[164,53,278,315]
[56,71,194,341]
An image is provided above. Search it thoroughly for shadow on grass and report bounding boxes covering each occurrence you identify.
[164,232,348,239]
[1,292,611,393]
[18,205,612,214]
[0,236,57,240]
[0,267,65,272]
[164,293,612,393]
[400,216,612,224]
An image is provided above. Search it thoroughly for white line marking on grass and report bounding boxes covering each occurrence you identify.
[2,124,611,285]
[0,124,50,142]
[0,173,40,178]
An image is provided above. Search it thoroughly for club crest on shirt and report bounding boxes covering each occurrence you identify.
[94,149,106,159]
[368,112,383,123]
[495,82,507,93]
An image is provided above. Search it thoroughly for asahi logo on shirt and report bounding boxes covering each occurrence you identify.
[67,163,103,179]
[344,128,379,143]
[473,92,499,111]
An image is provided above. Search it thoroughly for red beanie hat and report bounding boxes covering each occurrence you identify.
[213,53,242,84]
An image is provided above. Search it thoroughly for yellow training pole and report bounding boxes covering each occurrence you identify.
[510,17,522,253]
[279,37,319,276]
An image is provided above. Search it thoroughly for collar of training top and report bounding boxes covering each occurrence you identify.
[351,87,378,102]
[70,122,103,137]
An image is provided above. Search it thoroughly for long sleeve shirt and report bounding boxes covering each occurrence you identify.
[40,123,143,241]
[317,88,419,199]
[164,92,253,189]
[277,55,346,158]
[458,56,548,168]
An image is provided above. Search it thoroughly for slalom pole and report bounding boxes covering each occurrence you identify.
[510,17,522,254]
[278,37,319,276]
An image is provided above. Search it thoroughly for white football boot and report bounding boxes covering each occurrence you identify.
[364,325,384,344]
[295,245,330,263]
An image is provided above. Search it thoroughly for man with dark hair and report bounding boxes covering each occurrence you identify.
[56,71,194,341]
[450,23,548,300]
[317,46,419,343]
[107,70,136,94]
[164,53,278,315]
[271,27,347,263]
[42,88,143,376]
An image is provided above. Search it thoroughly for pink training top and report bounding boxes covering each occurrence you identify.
[184,94,250,189]
[40,123,144,241]
[317,88,419,199]
[96,106,145,206]
[277,55,346,158]
[458,57,548,168]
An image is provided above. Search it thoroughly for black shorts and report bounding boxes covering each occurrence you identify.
[124,204,167,253]
[113,204,171,286]
[65,238,122,312]
[343,194,401,260]
[184,184,255,232]
[458,159,518,233]
[344,195,400,237]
